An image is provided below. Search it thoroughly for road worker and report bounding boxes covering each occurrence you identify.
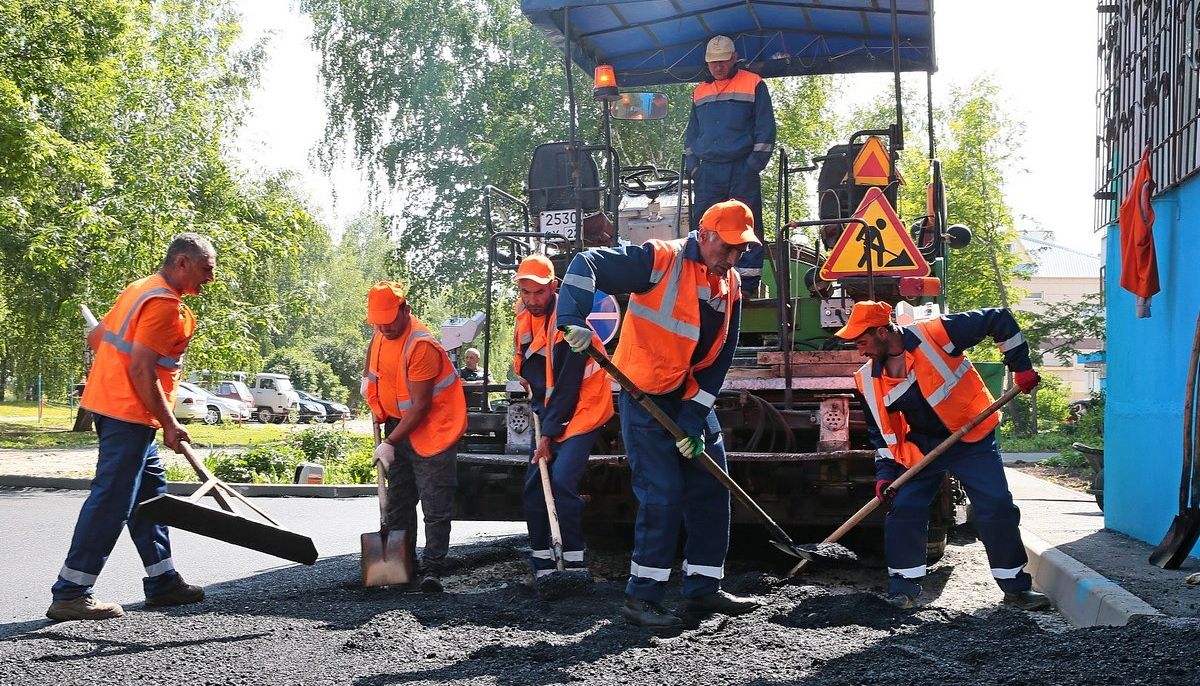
[684,35,776,297]
[835,300,1051,611]
[365,281,467,593]
[49,233,214,621]
[557,199,761,629]
[512,255,614,580]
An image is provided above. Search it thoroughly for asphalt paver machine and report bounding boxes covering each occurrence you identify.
[453,0,993,558]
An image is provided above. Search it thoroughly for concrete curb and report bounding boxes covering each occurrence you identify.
[0,475,375,497]
[1021,527,1161,627]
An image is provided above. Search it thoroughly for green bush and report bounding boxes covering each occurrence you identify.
[1040,450,1090,469]
[289,424,355,463]
[263,349,347,402]
[324,447,376,484]
[208,444,304,483]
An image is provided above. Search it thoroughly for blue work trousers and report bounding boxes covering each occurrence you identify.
[693,158,764,293]
[522,430,596,575]
[619,391,731,603]
[51,415,178,600]
[885,436,1032,598]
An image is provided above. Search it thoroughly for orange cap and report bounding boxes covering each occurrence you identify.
[834,301,894,339]
[514,254,555,285]
[366,281,407,325]
[700,200,760,246]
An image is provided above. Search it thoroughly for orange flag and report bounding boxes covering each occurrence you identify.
[1118,148,1159,317]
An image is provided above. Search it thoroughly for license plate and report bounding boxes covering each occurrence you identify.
[539,210,578,239]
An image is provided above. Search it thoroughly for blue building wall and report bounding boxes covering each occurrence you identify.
[1104,176,1200,551]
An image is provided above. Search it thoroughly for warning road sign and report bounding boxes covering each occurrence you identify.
[819,187,930,280]
[850,136,895,187]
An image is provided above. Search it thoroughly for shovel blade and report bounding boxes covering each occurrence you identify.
[361,529,411,587]
[1149,512,1200,569]
[137,494,318,565]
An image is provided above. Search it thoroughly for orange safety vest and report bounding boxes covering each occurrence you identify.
[613,238,740,399]
[854,318,999,468]
[365,317,466,457]
[692,68,762,107]
[512,300,613,441]
[1118,147,1160,299]
[81,274,196,428]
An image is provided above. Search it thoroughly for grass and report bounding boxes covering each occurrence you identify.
[0,414,369,450]
[0,400,73,421]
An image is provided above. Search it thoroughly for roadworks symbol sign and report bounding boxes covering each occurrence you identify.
[819,187,931,280]
[849,135,896,187]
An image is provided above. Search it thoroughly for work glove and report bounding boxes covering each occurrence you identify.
[1014,369,1041,394]
[563,325,593,353]
[875,479,896,505]
[373,441,395,470]
[675,435,704,459]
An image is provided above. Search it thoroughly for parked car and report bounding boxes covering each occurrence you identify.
[172,384,208,424]
[212,379,255,414]
[179,382,251,425]
[248,373,300,424]
[296,390,351,423]
[297,396,327,424]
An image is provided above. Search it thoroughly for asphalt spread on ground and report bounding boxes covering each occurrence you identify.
[2,536,1198,685]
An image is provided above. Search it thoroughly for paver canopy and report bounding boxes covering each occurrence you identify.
[520,0,936,87]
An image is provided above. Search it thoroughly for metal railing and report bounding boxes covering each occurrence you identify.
[1095,0,1200,229]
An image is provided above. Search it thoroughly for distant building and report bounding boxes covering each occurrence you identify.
[1010,232,1103,401]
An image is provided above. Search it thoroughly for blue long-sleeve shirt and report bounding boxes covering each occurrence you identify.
[857,308,1033,480]
[556,232,741,436]
[515,295,587,439]
[684,72,776,174]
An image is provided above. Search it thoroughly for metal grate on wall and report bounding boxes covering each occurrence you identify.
[1095,0,1200,230]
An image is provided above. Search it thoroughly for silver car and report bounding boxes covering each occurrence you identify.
[179,381,252,425]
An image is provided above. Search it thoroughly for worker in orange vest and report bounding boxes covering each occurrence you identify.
[49,233,215,621]
[512,255,614,580]
[364,281,467,592]
[685,35,776,297]
[557,200,760,630]
[835,301,1050,612]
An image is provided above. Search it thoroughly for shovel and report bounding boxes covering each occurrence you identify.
[361,421,412,587]
[1149,312,1200,568]
[788,384,1022,577]
[529,396,566,573]
[136,441,318,565]
[573,341,831,563]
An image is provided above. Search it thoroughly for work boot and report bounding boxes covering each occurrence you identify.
[620,597,683,630]
[46,595,125,621]
[419,573,444,593]
[1003,590,1051,611]
[145,576,206,607]
[683,590,760,617]
[885,592,917,610]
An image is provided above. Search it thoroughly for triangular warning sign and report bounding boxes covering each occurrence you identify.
[851,136,895,187]
[819,187,930,280]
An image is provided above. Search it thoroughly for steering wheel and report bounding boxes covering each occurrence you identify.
[619,166,681,198]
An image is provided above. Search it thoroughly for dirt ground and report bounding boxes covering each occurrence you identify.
[3,531,1198,685]
[0,447,204,478]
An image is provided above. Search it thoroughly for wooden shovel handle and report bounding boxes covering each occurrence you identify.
[373,421,388,528]
[788,384,1022,577]
[530,393,566,569]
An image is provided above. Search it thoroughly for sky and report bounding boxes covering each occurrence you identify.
[234,1,1101,254]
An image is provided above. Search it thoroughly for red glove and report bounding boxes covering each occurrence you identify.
[1014,369,1040,394]
[875,479,895,504]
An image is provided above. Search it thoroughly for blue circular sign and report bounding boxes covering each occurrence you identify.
[587,290,621,345]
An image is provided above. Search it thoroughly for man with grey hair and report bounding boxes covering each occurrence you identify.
[48,233,216,621]
[458,347,485,382]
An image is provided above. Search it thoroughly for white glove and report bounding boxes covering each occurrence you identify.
[675,435,703,459]
[563,325,593,353]
[373,441,395,469]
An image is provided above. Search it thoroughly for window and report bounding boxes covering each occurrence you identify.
[261,379,275,390]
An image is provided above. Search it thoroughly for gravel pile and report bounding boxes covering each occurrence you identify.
[2,535,1198,685]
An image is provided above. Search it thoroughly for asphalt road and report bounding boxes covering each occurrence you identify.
[0,487,524,633]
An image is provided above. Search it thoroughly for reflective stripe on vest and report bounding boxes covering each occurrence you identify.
[908,325,978,407]
[692,70,761,106]
[99,287,185,369]
[513,300,614,440]
[626,251,701,340]
[395,331,459,413]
